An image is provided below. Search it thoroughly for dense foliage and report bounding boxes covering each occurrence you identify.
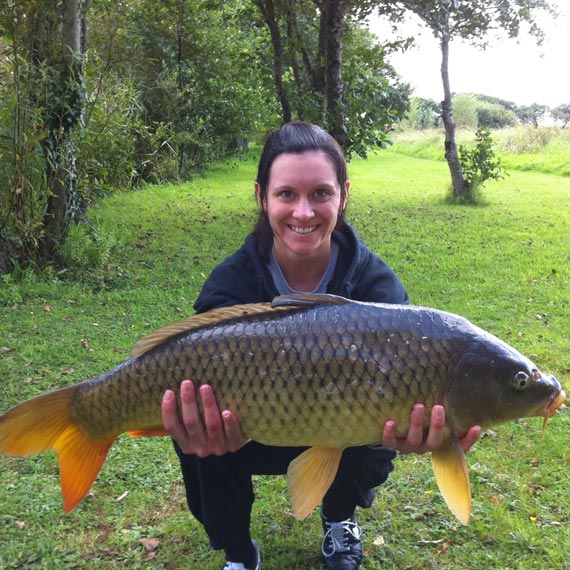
[0,0,567,269]
[0,0,409,269]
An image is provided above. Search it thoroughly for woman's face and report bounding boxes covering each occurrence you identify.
[256,151,349,262]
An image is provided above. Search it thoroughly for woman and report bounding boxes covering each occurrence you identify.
[162,122,480,570]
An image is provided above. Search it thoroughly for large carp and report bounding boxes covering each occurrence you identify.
[0,294,565,524]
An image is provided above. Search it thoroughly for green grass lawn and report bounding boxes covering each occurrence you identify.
[1,138,569,569]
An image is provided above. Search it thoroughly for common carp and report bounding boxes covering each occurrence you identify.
[0,293,565,524]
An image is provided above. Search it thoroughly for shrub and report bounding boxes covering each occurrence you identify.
[55,222,118,277]
[459,127,504,201]
[452,94,479,129]
[477,103,518,129]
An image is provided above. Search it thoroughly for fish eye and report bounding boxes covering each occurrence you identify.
[513,371,530,390]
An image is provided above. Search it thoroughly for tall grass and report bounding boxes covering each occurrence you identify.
[392,126,570,177]
[0,145,569,569]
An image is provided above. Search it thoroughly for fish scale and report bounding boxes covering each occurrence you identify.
[68,300,457,447]
[0,293,564,522]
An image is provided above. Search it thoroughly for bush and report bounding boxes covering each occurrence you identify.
[55,223,118,277]
[399,97,440,130]
[459,127,503,201]
[452,94,479,129]
[477,103,518,129]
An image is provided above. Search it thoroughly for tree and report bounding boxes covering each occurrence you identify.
[552,104,570,128]
[0,0,88,266]
[255,0,409,156]
[400,97,440,129]
[255,0,292,123]
[517,103,549,127]
[375,0,557,198]
[40,0,87,259]
[476,102,518,129]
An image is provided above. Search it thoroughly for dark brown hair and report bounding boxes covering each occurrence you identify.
[253,121,349,262]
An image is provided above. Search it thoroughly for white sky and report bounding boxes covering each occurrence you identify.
[368,4,570,108]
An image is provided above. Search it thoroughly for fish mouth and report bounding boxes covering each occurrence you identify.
[542,390,566,433]
[546,390,566,417]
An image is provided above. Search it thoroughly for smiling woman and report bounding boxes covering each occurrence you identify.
[159,121,481,570]
[257,151,348,291]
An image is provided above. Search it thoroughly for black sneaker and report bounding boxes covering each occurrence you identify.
[321,515,363,570]
[222,539,261,570]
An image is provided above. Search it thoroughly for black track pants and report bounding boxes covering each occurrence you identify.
[174,441,396,550]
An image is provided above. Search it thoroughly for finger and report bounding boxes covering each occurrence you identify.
[222,410,249,452]
[162,390,187,442]
[200,384,225,454]
[459,425,481,453]
[405,403,426,448]
[161,389,177,430]
[381,419,398,450]
[425,405,446,450]
[180,380,206,442]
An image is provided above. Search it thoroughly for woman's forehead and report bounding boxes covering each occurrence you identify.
[269,151,339,187]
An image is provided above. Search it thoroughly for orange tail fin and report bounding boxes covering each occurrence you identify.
[0,386,115,512]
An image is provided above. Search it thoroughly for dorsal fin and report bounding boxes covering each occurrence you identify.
[132,302,292,357]
[272,293,349,308]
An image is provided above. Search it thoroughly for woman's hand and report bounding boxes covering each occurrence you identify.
[381,403,481,455]
[162,379,249,457]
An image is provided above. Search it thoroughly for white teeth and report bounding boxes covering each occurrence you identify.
[290,225,316,234]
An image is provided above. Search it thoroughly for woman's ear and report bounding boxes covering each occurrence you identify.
[255,182,265,210]
[342,180,350,211]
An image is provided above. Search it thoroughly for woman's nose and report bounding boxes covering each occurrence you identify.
[293,197,314,219]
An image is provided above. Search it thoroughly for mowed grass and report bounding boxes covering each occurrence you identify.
[0,138,569,569]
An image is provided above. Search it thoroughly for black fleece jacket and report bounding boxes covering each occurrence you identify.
[194,223,409,313]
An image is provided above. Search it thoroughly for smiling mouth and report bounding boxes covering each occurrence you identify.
[289,225,318,234]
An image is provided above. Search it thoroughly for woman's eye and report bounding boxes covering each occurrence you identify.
[314,189,331,199]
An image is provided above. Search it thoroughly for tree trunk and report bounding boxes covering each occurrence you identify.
[41,0,86,259]
[440,33,467,197]
[256,0,292,123]
[323,0,346,148]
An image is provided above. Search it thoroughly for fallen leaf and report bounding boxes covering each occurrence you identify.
[15,520,25,530]
[140,538,160,561]
[491,495,499,505]
[373,534,385,546]
[43,304,52,312]
[140,538,160,551]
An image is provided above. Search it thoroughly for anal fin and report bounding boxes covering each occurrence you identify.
[431,433,471,525]
[287,446,344,520]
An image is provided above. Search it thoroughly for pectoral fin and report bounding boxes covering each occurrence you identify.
[431,433,471,525]
[287,446,344,520]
